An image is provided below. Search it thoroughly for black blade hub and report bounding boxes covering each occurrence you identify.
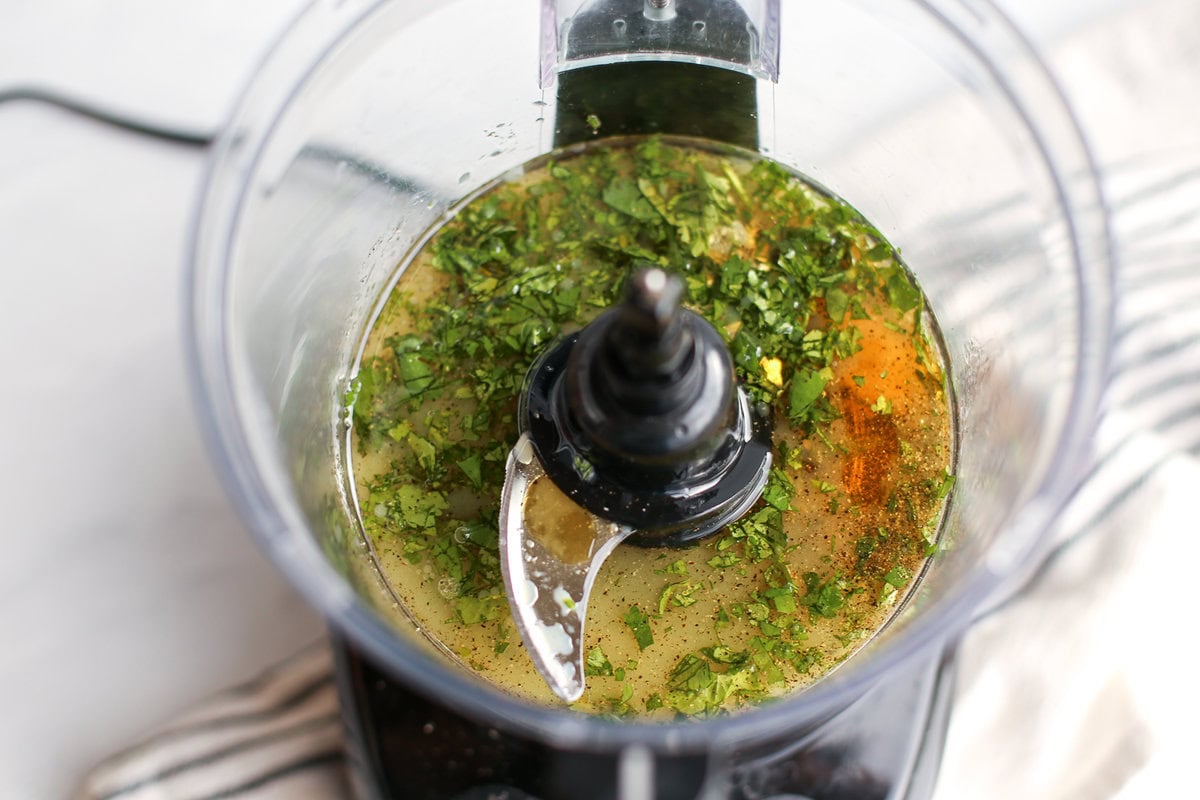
[519,268,772,547]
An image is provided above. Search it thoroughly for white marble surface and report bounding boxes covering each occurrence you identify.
[0,1,1190,798]
[0,4,323,798]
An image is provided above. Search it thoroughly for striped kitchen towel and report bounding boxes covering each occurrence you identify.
[73,644,349,800]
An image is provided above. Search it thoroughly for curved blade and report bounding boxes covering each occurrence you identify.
[498,434,633,703]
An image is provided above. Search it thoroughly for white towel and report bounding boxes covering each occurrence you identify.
[74,645,349,800]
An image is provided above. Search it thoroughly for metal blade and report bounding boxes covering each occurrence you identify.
[498,434,634,703]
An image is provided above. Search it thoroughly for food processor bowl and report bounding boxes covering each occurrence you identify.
[186,0,1112,791]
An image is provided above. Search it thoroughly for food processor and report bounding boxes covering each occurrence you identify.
[186,1,1113,798]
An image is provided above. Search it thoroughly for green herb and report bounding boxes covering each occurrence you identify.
[659,581,703,613]
[391,485,448,530]
[928,469,957,501]
[762,467,796,511]
[707,551,742,569]
[624,605,654,650]
[602,177,661,221]
[825,287,849,323]
[454,592,504,625]
[854,534,878,567]
[764,583,798,613]
[585,646,614,677]
[656,559,689,577]
[884,269,923,313]
[883,565,912,588]
[788,367,835,430]
[800,572,847,619]
[349,136,952,717]
[456,454,483,489]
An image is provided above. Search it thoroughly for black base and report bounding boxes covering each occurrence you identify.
[333,636,958,800]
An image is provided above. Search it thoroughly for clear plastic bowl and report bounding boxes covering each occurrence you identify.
[187,0,1112,756]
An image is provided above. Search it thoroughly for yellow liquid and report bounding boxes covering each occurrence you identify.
[348,138,953,717]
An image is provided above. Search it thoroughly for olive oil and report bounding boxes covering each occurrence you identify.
[347,137,954,717]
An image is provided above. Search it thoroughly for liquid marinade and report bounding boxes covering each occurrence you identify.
[347,137,955,718]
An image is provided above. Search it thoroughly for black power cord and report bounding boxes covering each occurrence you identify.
[0,85,215,147]
[0,85,431,196]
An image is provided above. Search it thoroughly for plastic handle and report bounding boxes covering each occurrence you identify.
[540,0,781,87]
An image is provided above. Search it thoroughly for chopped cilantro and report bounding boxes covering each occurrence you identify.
[455,593,504,625]
[884,270,923,313]
[456,454,483,489]
[788,367,834,429]
[624,605,654,650]
[656,559,689,577]
[391,485,448,530]
[659,581,703,613]
[762,467,796,511]
[351,136,951,718]
[602,177,661,221]
[930,469,957,500]
[800,572,846,619]
[825,287,849,323]
[883,565,912,588]
[585,646,614,677]
[707,551,742,569]
[765,584,798,613]
[854,534,878,567]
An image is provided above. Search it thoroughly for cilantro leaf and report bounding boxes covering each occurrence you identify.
[602,177,662,221]
[624,605,654,650]
[800,572,846,619]
[884,270,922,313]
[585,646,614,677]
[788,367,833,426]
[883,565,912,588]
[825,287,849,323]
[456,454,483,489]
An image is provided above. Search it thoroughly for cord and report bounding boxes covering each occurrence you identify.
[0,85,432,196]
[0,86,215,147]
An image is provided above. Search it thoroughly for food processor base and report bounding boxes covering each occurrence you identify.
[333,634,958,800]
